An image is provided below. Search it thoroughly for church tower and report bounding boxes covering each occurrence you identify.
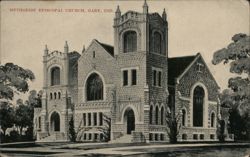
[35,41,80,142]
[112,1,169,142]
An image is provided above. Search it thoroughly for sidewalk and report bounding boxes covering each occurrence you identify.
[0,142,249,156]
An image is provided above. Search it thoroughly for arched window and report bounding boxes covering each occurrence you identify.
[211,112,215,127]
[160,107,164,125]
[124,31,137,53]
[153,32,162,54]
[51,67,60,86]
[149,105,153,124]
[155,106,159,125]
[58,92,61,99]
[193,86,204,127]
[182,109,186,126]
[50,93,53,100]
[86,73,104,101]
[54,92,57,99]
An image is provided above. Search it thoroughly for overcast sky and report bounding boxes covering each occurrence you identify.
[1,0,249,100]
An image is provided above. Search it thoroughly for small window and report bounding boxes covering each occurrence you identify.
[94,133,98,140]
[211,112,215,128]
[182,109,186,126]
[58,92,61,99]
[200,134,204,140]
[38,117,41,129]
[210,134,215,140]
[153,70,157,86]
[88,113,91,126]
[93,51,95,58]
[54,92,57,99]
[149,133,153,141]
[83,113,86,126]
[158,71,162,87]
[155,134,158,141]
[50,93,53,100]
[160,134,164,141]
[83,133,87,140]
[88,133,92,140]
[131,69,137,85]
[193,134,198,140]
[155,106,159,125]
[196,63,204,72]
[93,113,97,126]
[99,112,103,126]
[182,134,187,140]
[100,133,104,141]
[123,70,128,86]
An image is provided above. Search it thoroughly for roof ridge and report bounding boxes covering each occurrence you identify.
[168,54,197,59]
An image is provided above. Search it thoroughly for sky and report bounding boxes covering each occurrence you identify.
[1,0,249,101]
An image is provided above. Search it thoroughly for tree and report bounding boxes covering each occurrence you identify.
[0,63,35,100]
[15,103,33,135]
[97,114,111,142]
[69,116,76,142]
[165,107,182,144]
[212,33,250,140]
[0,102,15,136]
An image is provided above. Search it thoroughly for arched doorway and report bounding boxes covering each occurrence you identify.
[51,112,60,132]
[124,108,135,134]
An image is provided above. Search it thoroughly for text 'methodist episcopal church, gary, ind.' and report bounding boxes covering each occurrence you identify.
[34,1,221,143]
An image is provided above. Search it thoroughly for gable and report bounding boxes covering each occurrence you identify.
[79,39,114,62]
[176,54,220,101]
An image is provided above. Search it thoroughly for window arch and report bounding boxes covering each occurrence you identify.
[124,31,137,53]
[153,32,162,54]
[211,112,215,128]
[155,106,159,125]
[193,86,204,127]
[54,92,57,99]
[149,105,153,124]
[51,67,60,86]
[86,73,104,101]
[182,109,186,126]
[58,92,61,99]
[160,106,164,125]
[50,93,53,100]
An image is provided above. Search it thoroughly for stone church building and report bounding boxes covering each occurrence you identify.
[34,2,220,143]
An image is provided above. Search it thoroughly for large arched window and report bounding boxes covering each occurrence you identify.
[153,32,162,54]
[149,105,153,124]
[160,107,164,125]
[51,67,60,86]
[211,112,215,128]
[86,73,103,101]
[155,106,159,125]
[182,109,186,126]
[124,31,137,53]
[193,86,204,127]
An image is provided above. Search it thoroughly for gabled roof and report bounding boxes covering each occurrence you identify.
[168,54,197,85]
[95,40,114,57]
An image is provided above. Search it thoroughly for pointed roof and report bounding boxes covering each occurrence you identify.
[168,54,197,85]
[95,40,114,56]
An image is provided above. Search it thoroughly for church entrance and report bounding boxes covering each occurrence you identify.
[50,112,60,132]
[124,108,135,134]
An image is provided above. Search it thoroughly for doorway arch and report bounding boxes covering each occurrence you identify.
[124,108,135,134]
[50,112,60,132]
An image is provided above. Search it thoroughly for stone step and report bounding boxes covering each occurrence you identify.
[111,134,132,143]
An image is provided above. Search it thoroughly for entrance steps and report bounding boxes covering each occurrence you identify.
[37,132,66,142]
[110,134,132,143]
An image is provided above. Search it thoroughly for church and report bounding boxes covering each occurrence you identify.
[34,1,220,143]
